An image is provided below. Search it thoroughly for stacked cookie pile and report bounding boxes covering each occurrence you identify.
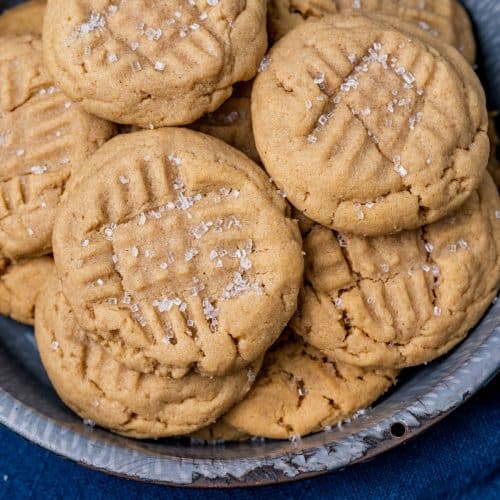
[0,0,498,441]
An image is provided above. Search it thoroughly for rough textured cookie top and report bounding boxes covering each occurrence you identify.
[252,14,488,236]
[0,0,46,36]
[223,334,397,439]
[35,275,261,439]
[42,0,267,127]
[268,0,476,64]
[291,174,500,369]
[53,128,303,378]
[0,35,115,260]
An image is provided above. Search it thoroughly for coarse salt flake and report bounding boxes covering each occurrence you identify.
[185,248,198,261]
[168,153,182,165]
[202,298,219,331]
[31,165,47,175]
[313,73,325,85]
[258,55,270,72]
[353,202,364,220]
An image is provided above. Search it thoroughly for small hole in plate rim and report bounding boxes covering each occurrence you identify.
[390,422,407,438]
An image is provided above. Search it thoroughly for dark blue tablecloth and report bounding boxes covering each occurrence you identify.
[0,377,498,499]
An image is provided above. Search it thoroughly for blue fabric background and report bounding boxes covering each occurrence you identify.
[0,377,497,499]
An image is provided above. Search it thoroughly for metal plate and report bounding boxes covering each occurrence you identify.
[0,0,499,488]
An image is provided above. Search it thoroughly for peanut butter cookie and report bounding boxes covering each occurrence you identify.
[53,128,303,378]
[0,0,46,36]
[268,0,475,64]
[222,334,397,439]
[190,420,250,442]
[291,174,500,369]
[0,34,115,260]
[0,255,54,325]
[42,0,267,127]
[252,14,488,236]
[192,81,260,163]
[35,275,261,439]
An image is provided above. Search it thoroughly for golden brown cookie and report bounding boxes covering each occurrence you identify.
[191,81,260,163]
[35,275,262,439]
[190,420,250,442]
[268,0,475,64]
[252,14,488,236]
[42,0,267,128]
[487,113,500,188]
[53,128,303,378]
[291,174,500,369]
[0,0,46,36]
[222,334,397,439]
[0,34,115,260]
[0,255,54,325]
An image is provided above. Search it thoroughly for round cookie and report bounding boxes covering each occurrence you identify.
[53,128,303,378]
[0,255,54,325]
[222,334,397,439]
[0,34,116,260]
[191,81,260,163]
[0,0,46,36]
[252,14,488,236]
[190,420,250,443]
[42,0,267,128]
[35,275,262,439]
[291,174,500,369]
[268,0,475,64]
